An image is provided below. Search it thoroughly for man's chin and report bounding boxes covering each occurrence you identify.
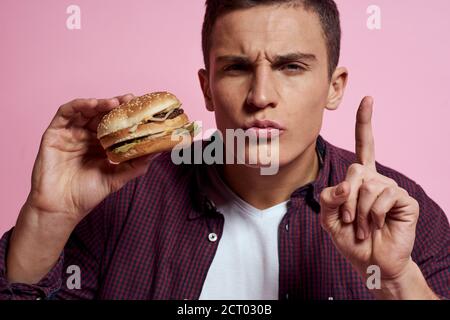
[239,160,280,169]
[227,144,281,175]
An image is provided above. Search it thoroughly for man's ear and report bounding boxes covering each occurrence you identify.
[326,67,348,111]
[198,69,214,112]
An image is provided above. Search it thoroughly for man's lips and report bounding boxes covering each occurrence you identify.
[243,120,286,138]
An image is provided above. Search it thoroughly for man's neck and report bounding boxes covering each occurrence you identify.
[219,140,320,210]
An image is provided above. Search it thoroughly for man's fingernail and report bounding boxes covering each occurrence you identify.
[343,211,352,223]
[377,220,384,229]
[335,185,344,196]
[357,228,365,240]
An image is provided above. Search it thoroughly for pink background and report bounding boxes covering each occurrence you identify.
[1,0,449,234]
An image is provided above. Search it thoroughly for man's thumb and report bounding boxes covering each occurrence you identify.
[108,153,160,193]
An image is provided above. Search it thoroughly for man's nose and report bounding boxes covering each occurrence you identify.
[246,67,278,110]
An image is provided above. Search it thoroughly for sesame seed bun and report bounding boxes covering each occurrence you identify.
[97,91,182,139]
[97,91,194,163]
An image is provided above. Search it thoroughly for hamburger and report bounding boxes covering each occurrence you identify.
[97,91,197,163]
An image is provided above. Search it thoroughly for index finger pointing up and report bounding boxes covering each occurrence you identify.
[355,96,376,171]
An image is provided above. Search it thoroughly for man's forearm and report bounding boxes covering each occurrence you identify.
[6,202,77,285]
[371,261,441,300]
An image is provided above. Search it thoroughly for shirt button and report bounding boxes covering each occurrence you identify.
[205,199,216,212]
[285,224,289,231]
[36,297,42,300]
[285,293,289,300]
[208,233,218,242]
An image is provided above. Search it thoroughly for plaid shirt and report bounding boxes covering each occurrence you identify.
[0,135,449,300]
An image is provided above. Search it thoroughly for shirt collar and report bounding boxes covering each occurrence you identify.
[189,162,217,220]
[289,134,330,213]
[189,134,331,219]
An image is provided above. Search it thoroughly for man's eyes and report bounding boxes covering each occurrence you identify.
[222,63,306,74]
[223,64,249,72]
[279,63,306,72]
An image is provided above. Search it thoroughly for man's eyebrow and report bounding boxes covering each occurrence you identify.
[272,52,317,64]
[215,52,317,64]
[215,55,250,64]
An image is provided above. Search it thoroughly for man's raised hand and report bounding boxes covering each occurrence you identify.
[319,96,420,283]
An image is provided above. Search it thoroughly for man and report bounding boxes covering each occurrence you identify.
[0,0,448,300]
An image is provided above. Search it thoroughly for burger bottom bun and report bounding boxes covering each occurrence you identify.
[106,131,193,164]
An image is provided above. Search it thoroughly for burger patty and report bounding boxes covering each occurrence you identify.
[107,108,185,151]
[152,108,184,119]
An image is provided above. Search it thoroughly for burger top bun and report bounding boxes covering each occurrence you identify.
[97,92,181,139]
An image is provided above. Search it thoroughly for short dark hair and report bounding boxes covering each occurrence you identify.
[201,0,341,81]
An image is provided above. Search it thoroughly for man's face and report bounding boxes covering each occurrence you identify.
[199,4,347,168]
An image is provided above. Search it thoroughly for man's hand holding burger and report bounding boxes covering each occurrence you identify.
[319,97,439,299]
[6,94,174,284]
[28,94,160,221]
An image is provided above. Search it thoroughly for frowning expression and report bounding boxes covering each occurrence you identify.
[199,4,347,168]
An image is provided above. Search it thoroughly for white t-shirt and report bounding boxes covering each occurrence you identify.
[198,165,288,300]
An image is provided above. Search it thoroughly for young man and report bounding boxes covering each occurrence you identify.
[0,0,448,300]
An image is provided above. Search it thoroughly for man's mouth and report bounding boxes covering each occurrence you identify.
[243,119,286,138]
